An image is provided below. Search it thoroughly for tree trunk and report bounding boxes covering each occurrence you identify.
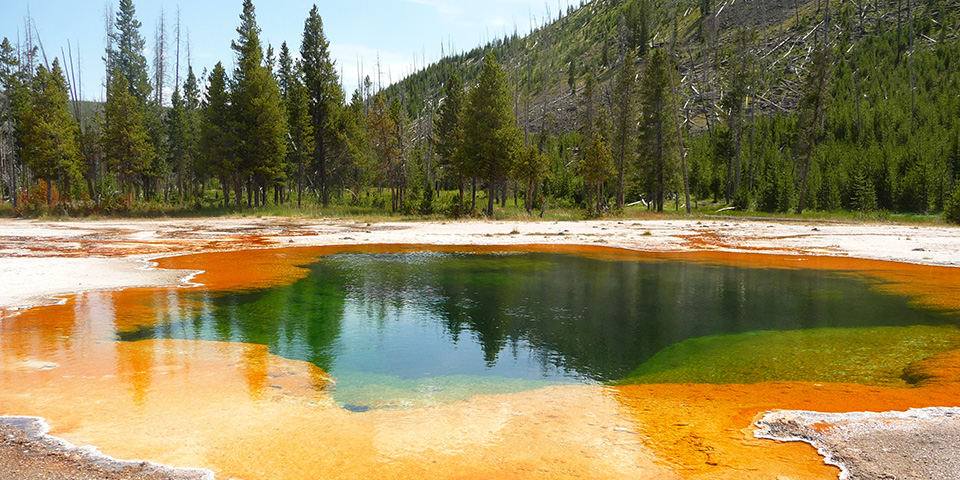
[526,180,534,213]
[797,154,812,214]
[222,175,229,208]
[486,177,495,217]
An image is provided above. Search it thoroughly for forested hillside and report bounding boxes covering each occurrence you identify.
[390,0,960,220]
[1,0,959,222]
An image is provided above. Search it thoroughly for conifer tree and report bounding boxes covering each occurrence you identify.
[301,4,343,207]
[612,50,638,208]
[277,42,293,99]
[107,0,152,104]
[341,89,368,202]
[581,131,614,215]
[462,54,522,216]
[280,54,315,208]
[433,70,465,205]
[720,29,756,203]
[0,38,19,206]
[367,92,399,210]
[182,66,201,195]
[166,86,188,198]
[231,0,287,207]
[103,68,154,198]
[512,145,549,213]
[389,99,410,212]
[796,43,831,214]
[638,49,676,212]
[19,60,81,206]
[200,62,234,206]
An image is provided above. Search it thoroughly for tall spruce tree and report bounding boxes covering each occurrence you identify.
[433,69,465,205]
[19,60,82,206]
[796,43,831,214]
[367,92,399,211]
[612,50,638,208]
[103,68,154,198]
[341,89,368,202]
[638,49,676,212]
[301,5,343,207]
[200,62,235,206]
[581,131,614,215]
[107,0,152,104]
[166,86,188,198]
[182,66,201,196]
[0,38,19,206]
[720,29,757,203]
[280,53,315,208]
[462,54,521,216]
[230,0,287,207]
[512,145,549,214]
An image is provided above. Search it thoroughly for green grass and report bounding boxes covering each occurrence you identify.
[3,192,953,226]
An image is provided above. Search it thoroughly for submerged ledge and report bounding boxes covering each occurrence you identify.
[755,407,960,480]
[0,416,215,480]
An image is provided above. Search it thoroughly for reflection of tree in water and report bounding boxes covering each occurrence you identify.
[207,269,348,372]
[119,269,347,374]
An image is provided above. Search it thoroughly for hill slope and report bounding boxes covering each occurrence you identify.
[388,0,960,216]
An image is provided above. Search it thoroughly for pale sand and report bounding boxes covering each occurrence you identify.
[1,215,959,479]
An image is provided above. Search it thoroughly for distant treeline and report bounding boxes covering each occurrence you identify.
[0,0,959,223]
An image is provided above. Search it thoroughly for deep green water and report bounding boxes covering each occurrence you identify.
[121,251,960,409]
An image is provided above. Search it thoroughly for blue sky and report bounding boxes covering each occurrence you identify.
[1,0,571,101]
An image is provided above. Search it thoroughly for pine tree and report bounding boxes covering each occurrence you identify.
[462,54,522,216]
[301,4,344,207]
[282,58,315,208]
[389,99,410,212]
[103,68,154,198]
[341,89,368,203]
[19,60,81,206]
[638,49,676,212]
[945,183,960,224]
[719,29,756,203]
[367,92,399,211]
[612,50,638,208]
[0,38,20,206]
[796,43,831,214]
[182,66,201,196]
[166,86,188,199]
[231,0,287,207]
[512,145,549,213]
[200,62,234,206]
[433,69,465,205]
[581,131,614,215]
[107,0,152,104]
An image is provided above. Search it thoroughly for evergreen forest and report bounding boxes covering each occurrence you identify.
[1,0,960,223]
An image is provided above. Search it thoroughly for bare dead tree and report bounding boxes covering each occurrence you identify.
[153,7,166,106]
[174,6,181,89]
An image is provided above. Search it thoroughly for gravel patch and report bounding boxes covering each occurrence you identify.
[755,407,960,479]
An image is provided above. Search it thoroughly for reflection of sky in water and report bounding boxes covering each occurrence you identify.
[117,251,960,409]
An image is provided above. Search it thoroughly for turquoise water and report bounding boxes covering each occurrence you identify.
[120,250,959,408]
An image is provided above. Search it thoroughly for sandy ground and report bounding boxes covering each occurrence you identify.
[1,215,959,479]
[757,408,960,479]
[0,417,212,480]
